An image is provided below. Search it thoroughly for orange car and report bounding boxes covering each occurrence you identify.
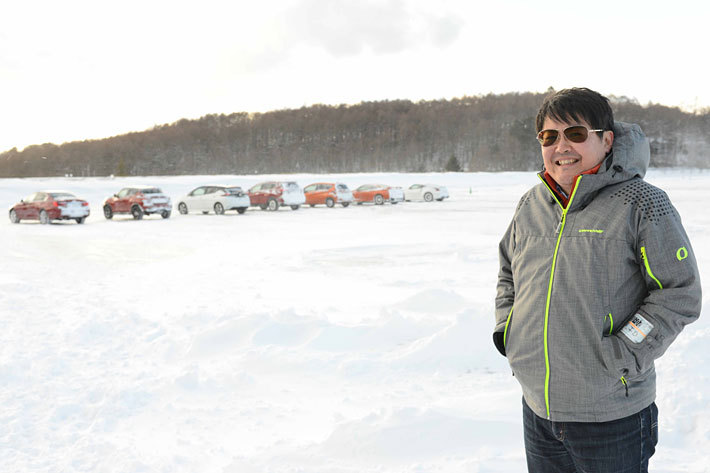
[303,183,354,208]
[352,184,405,205]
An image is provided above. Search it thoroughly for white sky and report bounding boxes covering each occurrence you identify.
[2,0,708,152]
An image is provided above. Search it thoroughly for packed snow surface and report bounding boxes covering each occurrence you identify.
[1,170,709,472]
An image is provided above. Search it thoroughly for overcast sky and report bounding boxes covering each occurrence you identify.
[1,0,708,153]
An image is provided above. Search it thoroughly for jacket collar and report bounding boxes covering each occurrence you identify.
[542,162,603,208]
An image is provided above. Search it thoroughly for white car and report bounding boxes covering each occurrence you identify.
[177,185,250,215]
[388,186,405,203]
[404,184,450,202]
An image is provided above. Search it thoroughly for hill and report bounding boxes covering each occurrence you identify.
[1,92,708,177]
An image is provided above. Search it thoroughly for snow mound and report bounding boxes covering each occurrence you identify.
[395,288,469,314]
[389,309,501,372]
[306,312,433,352]
[187,316,262,358]
[319,407,517,464]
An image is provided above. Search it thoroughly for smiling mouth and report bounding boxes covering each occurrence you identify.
[556,158,579,166]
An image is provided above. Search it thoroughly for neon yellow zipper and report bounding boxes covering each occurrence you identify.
[640,246,663,289]
[503,307,514,347]
[539,174,582,419]
[606,313,614,335]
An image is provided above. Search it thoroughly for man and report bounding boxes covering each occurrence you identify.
[494,87,701,472]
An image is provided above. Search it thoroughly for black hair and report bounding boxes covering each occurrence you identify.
[535,87,614,133]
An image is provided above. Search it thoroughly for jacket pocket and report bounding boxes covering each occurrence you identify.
[608,335,639,380]
[503,307,514,351]
[602,313,615,337]
[640,245,663,290]
[601,334,634,379]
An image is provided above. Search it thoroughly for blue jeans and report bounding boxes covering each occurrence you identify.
[523,398,658,473]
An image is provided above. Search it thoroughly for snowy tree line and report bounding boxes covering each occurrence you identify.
[1,92,708,177]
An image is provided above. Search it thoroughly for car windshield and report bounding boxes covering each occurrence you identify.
[225,187,243,194]
[142,188,162,194]
[49,192,75,200]
[337,184,349,191]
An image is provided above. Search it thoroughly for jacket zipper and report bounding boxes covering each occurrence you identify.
[503,306,514,348]
[640,246,663,290]
[538,175,582,419]
[606,313,614,335]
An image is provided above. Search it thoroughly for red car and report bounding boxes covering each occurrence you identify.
[352,184,405,205]
[104,186,172,220]
[247,181,306,211]
[9,191,90,224]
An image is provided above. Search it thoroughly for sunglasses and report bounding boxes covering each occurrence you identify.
[536,126,605,147]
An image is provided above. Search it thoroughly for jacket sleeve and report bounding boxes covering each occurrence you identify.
[494,215,517,356]
[612,192,702,377]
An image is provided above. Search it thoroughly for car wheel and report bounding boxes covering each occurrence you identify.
[131,205,143,220]
[325,198,335,208]
[237,207,247,214]
[267,198,279,211]
[424,192,434,202]
[39,210,50,224]
[374,194,384,205]
[103,204,113,219]
[341,202,350,208]
[356,202,363,205]
[9,209,20,223]
[214,202,225,215]
[290,205,300,210]
[75,217,86,224]
[309,204,316,208]
[178,202,188,214]
[436,198,444,201]
[259,204,267,210]
[161,210,171,219]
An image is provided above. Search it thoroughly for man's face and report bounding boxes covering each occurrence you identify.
[541,116,613,194]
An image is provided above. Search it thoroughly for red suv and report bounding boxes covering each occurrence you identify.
[247,181,306,211]
[103,186,172,220]
[9,190,90,224]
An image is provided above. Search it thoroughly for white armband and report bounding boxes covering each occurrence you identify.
[620,313,654,344]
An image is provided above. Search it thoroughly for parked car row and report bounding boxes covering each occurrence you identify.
[8,181,449,223]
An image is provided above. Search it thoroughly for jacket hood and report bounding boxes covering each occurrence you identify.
[607,121,650,180]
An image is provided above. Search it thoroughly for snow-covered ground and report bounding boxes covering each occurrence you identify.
[1,170,709,473]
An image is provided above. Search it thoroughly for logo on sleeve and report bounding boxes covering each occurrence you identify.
[621,313,654,344]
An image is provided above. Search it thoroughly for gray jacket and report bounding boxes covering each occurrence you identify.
[495,122,702,422]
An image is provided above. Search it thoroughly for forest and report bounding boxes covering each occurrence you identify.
[1,91,708,177]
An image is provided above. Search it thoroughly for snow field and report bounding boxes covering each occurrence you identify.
[1,170,709,472]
